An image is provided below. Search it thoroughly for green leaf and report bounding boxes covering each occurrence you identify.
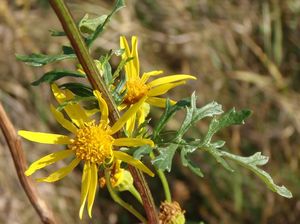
[181,146,204,177]
[153,98,190,140]
[152,143,178,172]
[16,53,76,67]
[204,108,252,144]
[203,145,233,172]
[31,70,86,86]
[221,151,293,198]
[133,145,152,160]
[86,0,125,46]
[59,83,93,97]
[62,45,74,55]
[177,93,223,138]
[99,55,113,86]
[79,14,108,34]
[49,29,66,36]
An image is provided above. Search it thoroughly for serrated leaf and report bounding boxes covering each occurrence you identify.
[31,70,86,86]
[16,53,76,67]
[86,0,125,46]
[152,143,178,172]
[181,146,204,177]
[79,14,108,34]
[221,151,293,198]
[153,99,190,140]
[59,83,93,97]
[133,145,152,160]
[177,93,223,138]
[204,108,252,144]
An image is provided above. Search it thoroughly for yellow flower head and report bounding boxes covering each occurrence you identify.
[18,84,154,219]
[120,36,196,134]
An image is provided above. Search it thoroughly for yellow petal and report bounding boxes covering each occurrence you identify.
[114,138,154,147]
[51,84,88,127]
[36,158,80,182]
[141,70,164,83]
[120,36,131,60]
[146,97,176,108]
[87,163,98,218]
[18,130,71,145]
[148,81,186,97]
[114,151,154,177]
[25,150,73,176]
[125,113,136,136]
[93,90,109,125]
[131,36,140,77]
[120,36,134,79]
[50,104,78,134]
[147,74,196,88]
[137,103,150,126]
[110,96,147,134]
[79,162,91,219]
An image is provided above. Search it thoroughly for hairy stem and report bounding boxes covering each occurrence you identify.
[48,0,158,222]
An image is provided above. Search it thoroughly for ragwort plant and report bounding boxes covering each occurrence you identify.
[15,0,292,223]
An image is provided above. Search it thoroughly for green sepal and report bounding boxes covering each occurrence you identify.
[31,70,86,86]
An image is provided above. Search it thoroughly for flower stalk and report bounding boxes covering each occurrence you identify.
[48,0,159,222]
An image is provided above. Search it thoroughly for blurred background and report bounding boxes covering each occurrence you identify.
[1,0,300,223]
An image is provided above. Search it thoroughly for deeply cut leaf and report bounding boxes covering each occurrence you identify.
[152,143,178,172]
[221,151,293,198]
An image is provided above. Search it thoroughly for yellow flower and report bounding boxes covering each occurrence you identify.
[18,84,154,219]
[120,36,196,134]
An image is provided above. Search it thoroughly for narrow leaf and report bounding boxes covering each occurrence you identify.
[221,151,293,198]
[16,53,76,67]
[31,70,86,86]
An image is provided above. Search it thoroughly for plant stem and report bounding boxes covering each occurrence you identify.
[157,169,172,202]
[105,171,147,223]
[150,152,172,202]
[48,0,158,222]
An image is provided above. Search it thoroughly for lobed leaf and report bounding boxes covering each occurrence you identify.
[203,108,252,144]
[152,144,178,172]
[221,151,293,198]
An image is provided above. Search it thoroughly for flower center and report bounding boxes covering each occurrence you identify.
[69,121,114,164]
[124,79,149,104]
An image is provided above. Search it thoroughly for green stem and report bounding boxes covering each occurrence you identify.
[105,171,147,224]
[157,169,172,202]
[48,1,158,223]
[150,152,172,202]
